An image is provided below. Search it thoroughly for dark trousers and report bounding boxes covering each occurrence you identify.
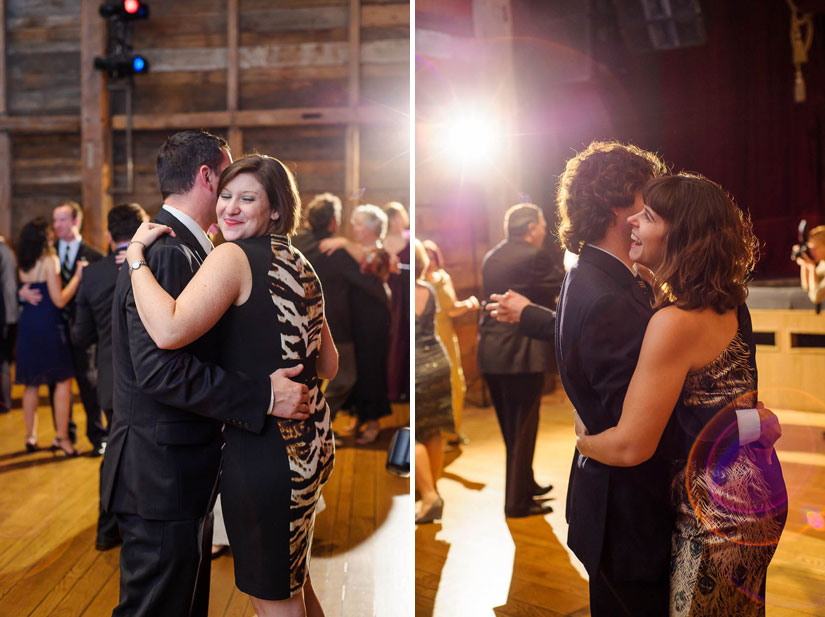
[484,372,544,512]
[113,512,213,617]
[96,408,118,544]
[589,568,669,617]
[323,342,356,419]
[50,342,105,446]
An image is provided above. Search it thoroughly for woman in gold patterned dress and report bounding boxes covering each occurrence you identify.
[422,239,479,442]
[575,173,787,616]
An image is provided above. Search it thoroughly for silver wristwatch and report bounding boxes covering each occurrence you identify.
[129,259,148,274]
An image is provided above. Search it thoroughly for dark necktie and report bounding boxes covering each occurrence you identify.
[60,247,72,284]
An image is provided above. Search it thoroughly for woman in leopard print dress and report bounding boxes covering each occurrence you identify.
[126,155,335,616]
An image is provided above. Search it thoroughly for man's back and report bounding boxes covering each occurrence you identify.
[293,228,387,344]
[72,253,120,409]
[478,238,558,374]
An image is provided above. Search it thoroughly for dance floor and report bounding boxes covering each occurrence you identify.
[0,386,410,617]
[416,384,825,617]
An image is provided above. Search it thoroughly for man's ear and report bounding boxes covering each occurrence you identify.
[199,165,212,189]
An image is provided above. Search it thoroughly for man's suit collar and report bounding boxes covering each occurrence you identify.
[154,208,209,261]
[579,244,637,287]
[578,244,653,308]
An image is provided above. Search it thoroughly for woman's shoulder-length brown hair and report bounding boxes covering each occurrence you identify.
[643,173,759,313]
[218,154,302,236]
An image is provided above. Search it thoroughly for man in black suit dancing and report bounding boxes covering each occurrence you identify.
[292,192,388,420]
[73,202,148,552]
[52,200,106,451]
[101,131,310,617]
[489,141,776,616]
[478,203,562,518]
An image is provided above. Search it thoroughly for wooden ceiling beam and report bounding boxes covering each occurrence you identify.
[109,105,399,131]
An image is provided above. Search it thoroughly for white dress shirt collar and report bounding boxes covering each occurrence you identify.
[161,204,213,255]
[585,243,635,274]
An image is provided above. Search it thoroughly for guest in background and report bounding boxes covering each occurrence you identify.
[293,193,388,421]
[383,201,410,403]
[73,202,147,550]
[16,217,84,455]
[51,200,105,451]
[321,204,392,445]
[794,224,825,305]
[414,239,454,524]
[477,203,559,518]
[0,235,18,413]
[422,239,479,445]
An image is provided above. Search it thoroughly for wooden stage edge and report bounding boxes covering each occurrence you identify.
[416,386,825,617]
[0,387,411,617]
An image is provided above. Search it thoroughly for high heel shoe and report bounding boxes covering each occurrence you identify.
[356,422,380,445]
[24,436,39,452]
[415,497,444,524]
[52,437,79,457]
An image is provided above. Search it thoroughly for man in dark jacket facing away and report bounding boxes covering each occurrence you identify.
[73,202,148,552]
[477,203,562,518]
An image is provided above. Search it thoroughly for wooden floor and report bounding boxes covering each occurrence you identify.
[415,383,825,617]
[0,387,410,617]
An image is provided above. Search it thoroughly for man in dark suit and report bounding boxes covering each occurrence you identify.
[73,202,148,552]
[101,131,310,617]
[292,192,389,419]
[52,200,106,450]
[477,203,562,518]
[545,141,771,616]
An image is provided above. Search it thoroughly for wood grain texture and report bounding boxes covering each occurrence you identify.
[0,385,410,617]
[416,391,825,616]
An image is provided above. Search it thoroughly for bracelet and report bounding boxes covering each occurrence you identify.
[128,240,145,248]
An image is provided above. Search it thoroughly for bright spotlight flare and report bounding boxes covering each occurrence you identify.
[439,107,503,167]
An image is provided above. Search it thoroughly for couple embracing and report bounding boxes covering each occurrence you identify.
[493,141,788,616]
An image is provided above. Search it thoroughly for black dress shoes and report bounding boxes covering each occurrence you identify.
[415,497,444,524]
[89,442,106,457]
[505,502,553,518]
[532,483,553,497]
[95,536,122,551]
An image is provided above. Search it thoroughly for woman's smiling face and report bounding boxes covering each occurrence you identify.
[216,173,278,241]
[628,202,668,270]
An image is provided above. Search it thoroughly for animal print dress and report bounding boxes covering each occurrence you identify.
[668,306,787,616]
[219,235,334,601]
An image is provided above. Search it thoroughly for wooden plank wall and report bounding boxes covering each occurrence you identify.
[2,0,410,245]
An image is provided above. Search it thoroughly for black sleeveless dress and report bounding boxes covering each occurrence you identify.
[668,305,787,616]
[219,235,334,601]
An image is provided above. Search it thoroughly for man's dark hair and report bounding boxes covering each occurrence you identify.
[557,141,666,254]
[305,193,342,232]
[505,203,542,240]
[108,202,147,242]
[157,130,228,200]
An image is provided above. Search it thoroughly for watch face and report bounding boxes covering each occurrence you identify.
[131,260,142,270]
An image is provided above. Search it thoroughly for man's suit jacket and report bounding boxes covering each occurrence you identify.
[556,245,674,581]
[292,229,388,344]
[101,209,271,521]
[478,238,561,374]
[58,240,104,324]
[72,249,124,410]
